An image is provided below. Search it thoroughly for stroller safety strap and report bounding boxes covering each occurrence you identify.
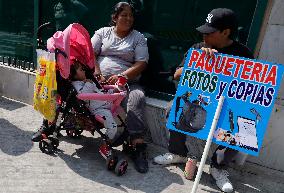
[77,92,126,102]
[77,92,126,114]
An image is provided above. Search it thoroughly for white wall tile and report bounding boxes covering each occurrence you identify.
[268,0,284,25]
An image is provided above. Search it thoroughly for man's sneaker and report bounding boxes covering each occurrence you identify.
[99,143,112,160]
[153,153,187,165]
[209,167,234,193]
[31,123,55,142]
[130,143,148,173]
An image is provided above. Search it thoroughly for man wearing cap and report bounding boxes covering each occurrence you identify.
[154,8,254,193]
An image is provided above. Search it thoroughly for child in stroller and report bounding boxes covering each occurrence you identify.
[32,23,129,176]
[70,61,122,143]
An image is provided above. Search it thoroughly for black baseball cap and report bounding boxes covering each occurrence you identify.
[196,8,238,34]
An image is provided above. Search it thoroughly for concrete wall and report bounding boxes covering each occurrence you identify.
[257,0,284,65]
[0,64,35,104]
[247,0,284,171]
[248,104,284,171]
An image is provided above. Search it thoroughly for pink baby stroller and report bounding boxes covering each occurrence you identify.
[35,23,129,176]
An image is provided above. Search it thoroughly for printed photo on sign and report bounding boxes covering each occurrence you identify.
[166,48,284,156]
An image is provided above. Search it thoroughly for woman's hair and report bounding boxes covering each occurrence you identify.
[110,2,134,26]
[69,61,83,81]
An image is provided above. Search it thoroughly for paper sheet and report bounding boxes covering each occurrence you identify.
[237,117,258,151]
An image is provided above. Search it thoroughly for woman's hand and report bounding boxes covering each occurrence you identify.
[100,76,107,84]
[107,75,119,85]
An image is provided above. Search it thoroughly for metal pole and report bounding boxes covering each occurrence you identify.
[191,96,225,193]
[33,0,39,68]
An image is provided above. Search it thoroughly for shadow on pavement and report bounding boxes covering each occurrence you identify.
[175,163,222,193]
[0,96,26,111]
[55,135,185,193]
[175,158,266,193]
[0,118,34,156]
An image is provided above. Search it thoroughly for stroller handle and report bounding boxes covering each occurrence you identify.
[37,22,52,36]
[37,22,52,50]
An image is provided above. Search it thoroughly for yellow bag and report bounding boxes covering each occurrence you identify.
[33,49,57,122]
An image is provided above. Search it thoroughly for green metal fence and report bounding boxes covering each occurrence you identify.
[0,55,35,71]
[0,0,34,64]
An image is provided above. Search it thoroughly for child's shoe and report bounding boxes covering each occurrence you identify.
[32,121,55,142]
[99,143,112,160]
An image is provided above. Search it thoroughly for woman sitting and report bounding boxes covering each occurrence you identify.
[91,2,149,173]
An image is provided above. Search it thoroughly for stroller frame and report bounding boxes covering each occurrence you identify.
[36,23,129,176]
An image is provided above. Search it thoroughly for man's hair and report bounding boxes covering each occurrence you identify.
[219,16,238,40]
[220,27,237,40]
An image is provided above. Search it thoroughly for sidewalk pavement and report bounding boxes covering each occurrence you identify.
[0,96,284,193]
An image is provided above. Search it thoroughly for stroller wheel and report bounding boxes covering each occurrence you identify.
[106,156,118,171]
[66,130,76,138]
[122,142,132,154]
[75,129,83,136]
[114,159,128,176]
[66,129,82,138]
[49,137,59,149]
[39,139,54,154]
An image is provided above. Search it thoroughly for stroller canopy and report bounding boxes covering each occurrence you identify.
[47,23,95,79]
